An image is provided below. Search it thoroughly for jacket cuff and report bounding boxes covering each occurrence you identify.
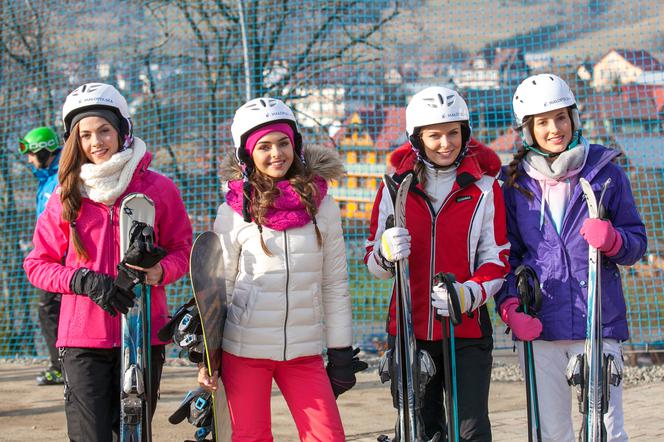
[605,230,624,257]
[499,297,519,324]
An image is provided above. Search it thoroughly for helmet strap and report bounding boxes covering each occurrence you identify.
[410,130,468,169]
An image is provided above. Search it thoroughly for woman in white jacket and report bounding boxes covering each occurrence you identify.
[198,97,366,441]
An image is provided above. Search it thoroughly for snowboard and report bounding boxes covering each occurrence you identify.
[119,193,155,442]
[190,231,228,441]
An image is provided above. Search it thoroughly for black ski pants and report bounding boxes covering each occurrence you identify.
[37,289,61,370]
[388,335,493,442]
[60,345,165,442]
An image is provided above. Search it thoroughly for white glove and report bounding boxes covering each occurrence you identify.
[431,280,477,317]
[379,227,411,263]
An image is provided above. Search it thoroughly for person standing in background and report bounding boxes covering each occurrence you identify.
[19,126,63,386]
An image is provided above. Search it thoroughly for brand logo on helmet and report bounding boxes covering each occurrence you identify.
[29,139,57,150]
[543,97,572,107]
[79,96,114,104]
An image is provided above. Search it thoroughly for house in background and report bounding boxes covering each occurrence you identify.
[612,135,664,257]
[577,59,594,82]
[524,51,553,71]
[452,47,529,90]
[330,107,406,219]
[291,67,386,129]
[592,49,664,91]
[582,85,662,141]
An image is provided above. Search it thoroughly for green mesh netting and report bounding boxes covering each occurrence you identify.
[1,0,662,358]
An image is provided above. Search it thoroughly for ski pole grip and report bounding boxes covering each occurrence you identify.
[432,272,462,326]
[515,265,543,315]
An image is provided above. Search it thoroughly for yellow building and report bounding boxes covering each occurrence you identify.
[330,107,407,220]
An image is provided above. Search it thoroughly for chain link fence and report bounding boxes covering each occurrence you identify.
[1,0,663,359]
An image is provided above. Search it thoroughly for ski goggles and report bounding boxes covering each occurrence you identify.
[18,138,58,154]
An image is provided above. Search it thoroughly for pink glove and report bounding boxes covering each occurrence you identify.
[579,218,623,257]
[499,298,542,342]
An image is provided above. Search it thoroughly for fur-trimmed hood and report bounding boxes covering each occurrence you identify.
[220,144,345,182]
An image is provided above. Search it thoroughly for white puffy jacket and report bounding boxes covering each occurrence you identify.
[214,146,352,361]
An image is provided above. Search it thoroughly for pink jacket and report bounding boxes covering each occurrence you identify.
[24,150,192,348]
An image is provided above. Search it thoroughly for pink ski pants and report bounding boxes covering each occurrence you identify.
[221,351,346,441]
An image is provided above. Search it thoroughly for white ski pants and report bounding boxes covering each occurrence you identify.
[516,339,627,442]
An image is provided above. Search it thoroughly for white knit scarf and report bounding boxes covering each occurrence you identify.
[79,138,147,205]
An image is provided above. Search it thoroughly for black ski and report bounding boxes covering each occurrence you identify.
[378,173,439,442]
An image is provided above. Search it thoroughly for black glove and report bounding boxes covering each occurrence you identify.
[125,223,167,268]
[115,222,168,292]
[326,347,368,398]
[70,268,135,317]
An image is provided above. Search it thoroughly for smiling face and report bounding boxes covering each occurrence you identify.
[530,108,573,155]
[419,121,463,167]
[77,116,120,164]
[251,131,294,180]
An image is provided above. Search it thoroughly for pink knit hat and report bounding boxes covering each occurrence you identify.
[245,123,295,158]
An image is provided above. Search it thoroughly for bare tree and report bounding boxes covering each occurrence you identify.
[0,0,62,356]
[138,0,400,194]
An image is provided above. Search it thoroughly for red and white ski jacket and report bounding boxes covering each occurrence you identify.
[24,139,193,348]
[365,141,510,340]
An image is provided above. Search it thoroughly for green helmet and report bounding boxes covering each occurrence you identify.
[19,126,60,155]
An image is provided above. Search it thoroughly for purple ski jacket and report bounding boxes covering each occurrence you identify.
[496,143,647,341]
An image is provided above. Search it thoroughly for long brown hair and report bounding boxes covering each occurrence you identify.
[57,122,124,261]
[247,156,323,256]
[58,124,89,260]
[507,107,577,198]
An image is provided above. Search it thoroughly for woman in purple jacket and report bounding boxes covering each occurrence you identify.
[496,74,646,442]
[24,83,192,442]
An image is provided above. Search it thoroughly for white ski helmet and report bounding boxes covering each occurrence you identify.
[406,86,471,144]
[231,97,302,164]
[405,86,472,167]
[512,74,581,147]
[62,82,133,148]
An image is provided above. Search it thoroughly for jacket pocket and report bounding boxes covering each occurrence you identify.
[228,282,254,325]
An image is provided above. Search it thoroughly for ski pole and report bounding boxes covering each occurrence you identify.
[515,265,543,442]
[432,272,462,442]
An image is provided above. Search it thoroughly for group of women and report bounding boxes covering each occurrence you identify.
[23,72,645,442]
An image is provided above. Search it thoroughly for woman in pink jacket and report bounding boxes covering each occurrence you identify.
[23,82,192,442]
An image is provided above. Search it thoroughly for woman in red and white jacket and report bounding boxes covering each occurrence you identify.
[365,86,510,441]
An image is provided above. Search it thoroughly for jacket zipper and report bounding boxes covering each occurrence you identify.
[427,185,464,339]
[283,231,290,361]
[109,206,120,346]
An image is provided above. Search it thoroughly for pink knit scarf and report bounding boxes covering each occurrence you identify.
[226,176,327,231]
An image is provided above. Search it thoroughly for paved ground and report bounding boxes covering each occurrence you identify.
[0,361,662,441]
